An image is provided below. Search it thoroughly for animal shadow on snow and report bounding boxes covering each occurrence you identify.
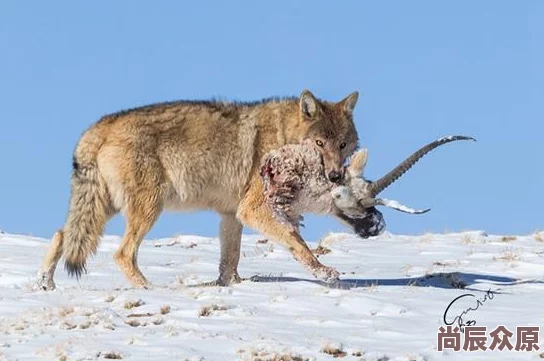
[249,272,544,293]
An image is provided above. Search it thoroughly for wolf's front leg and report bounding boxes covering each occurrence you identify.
[214,212,244,286]
[237,183,340,283]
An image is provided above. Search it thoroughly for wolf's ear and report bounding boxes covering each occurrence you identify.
[340,91,359,117]
[300,90,319,120]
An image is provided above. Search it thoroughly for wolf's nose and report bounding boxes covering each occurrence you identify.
[328,170,343,183]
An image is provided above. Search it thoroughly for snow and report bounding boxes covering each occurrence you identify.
[376,198,430,214]
[1,230,543,360]
[436,135,476,143]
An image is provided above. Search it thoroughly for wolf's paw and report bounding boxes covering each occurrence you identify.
[34,272,56,291]
[140,283,154,290]
[198,272,243,287]
[219,272,244,286]
[311,265,340,283]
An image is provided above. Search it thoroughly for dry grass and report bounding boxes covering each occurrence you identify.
[198,304,229,317]
[534,232,544,242]
[402,264,414,274]
[57,307,74,317]
[160,305,171,315]
[312,245,331,256]
[406,355,426,361]
[126,312,154,318]
[154,236,197,248]
[123,299,144,310]
[164,324,179,337]
[501,236,517,242]
[318,233,349,248]
[320,342,347,358]
[351,349,364,357]
[151,317,164,325]
[365,281,380,292]
[125,319,141,327]
[103,351,123,359]
[461,234,488,245]
[103,322,116,330]
[419,233,434,244]
[493,249,521,262]
[431,260,461,269]
[59,321,76,330]
[237,348,310,361]
[78,321,91,329]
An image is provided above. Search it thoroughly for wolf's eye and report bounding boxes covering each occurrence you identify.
[340,142,346,149]
[316,140,324,147]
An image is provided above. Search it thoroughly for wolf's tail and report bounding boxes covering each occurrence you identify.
[62,151,112,278]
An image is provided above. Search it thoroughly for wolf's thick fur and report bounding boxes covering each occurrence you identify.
[36,90,360,290]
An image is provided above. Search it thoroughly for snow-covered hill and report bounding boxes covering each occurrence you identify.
[0,230,543,360]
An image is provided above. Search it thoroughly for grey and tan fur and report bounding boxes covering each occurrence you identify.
[260,135,475,234]
[36,90,366,290]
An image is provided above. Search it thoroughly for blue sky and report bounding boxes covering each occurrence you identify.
[0,1,542,242]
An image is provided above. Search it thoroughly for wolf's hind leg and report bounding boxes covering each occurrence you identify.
[114,194,162,289]
[35,230,64,291]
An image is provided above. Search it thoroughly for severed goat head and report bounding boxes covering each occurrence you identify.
[260,135,475,236]
[332,135,476,218]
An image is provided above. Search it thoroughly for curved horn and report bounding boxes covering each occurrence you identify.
[368,135,476,197]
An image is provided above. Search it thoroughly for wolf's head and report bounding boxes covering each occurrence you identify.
[297,90,359,184]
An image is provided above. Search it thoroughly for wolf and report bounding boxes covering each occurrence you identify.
[36,89,375,291]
